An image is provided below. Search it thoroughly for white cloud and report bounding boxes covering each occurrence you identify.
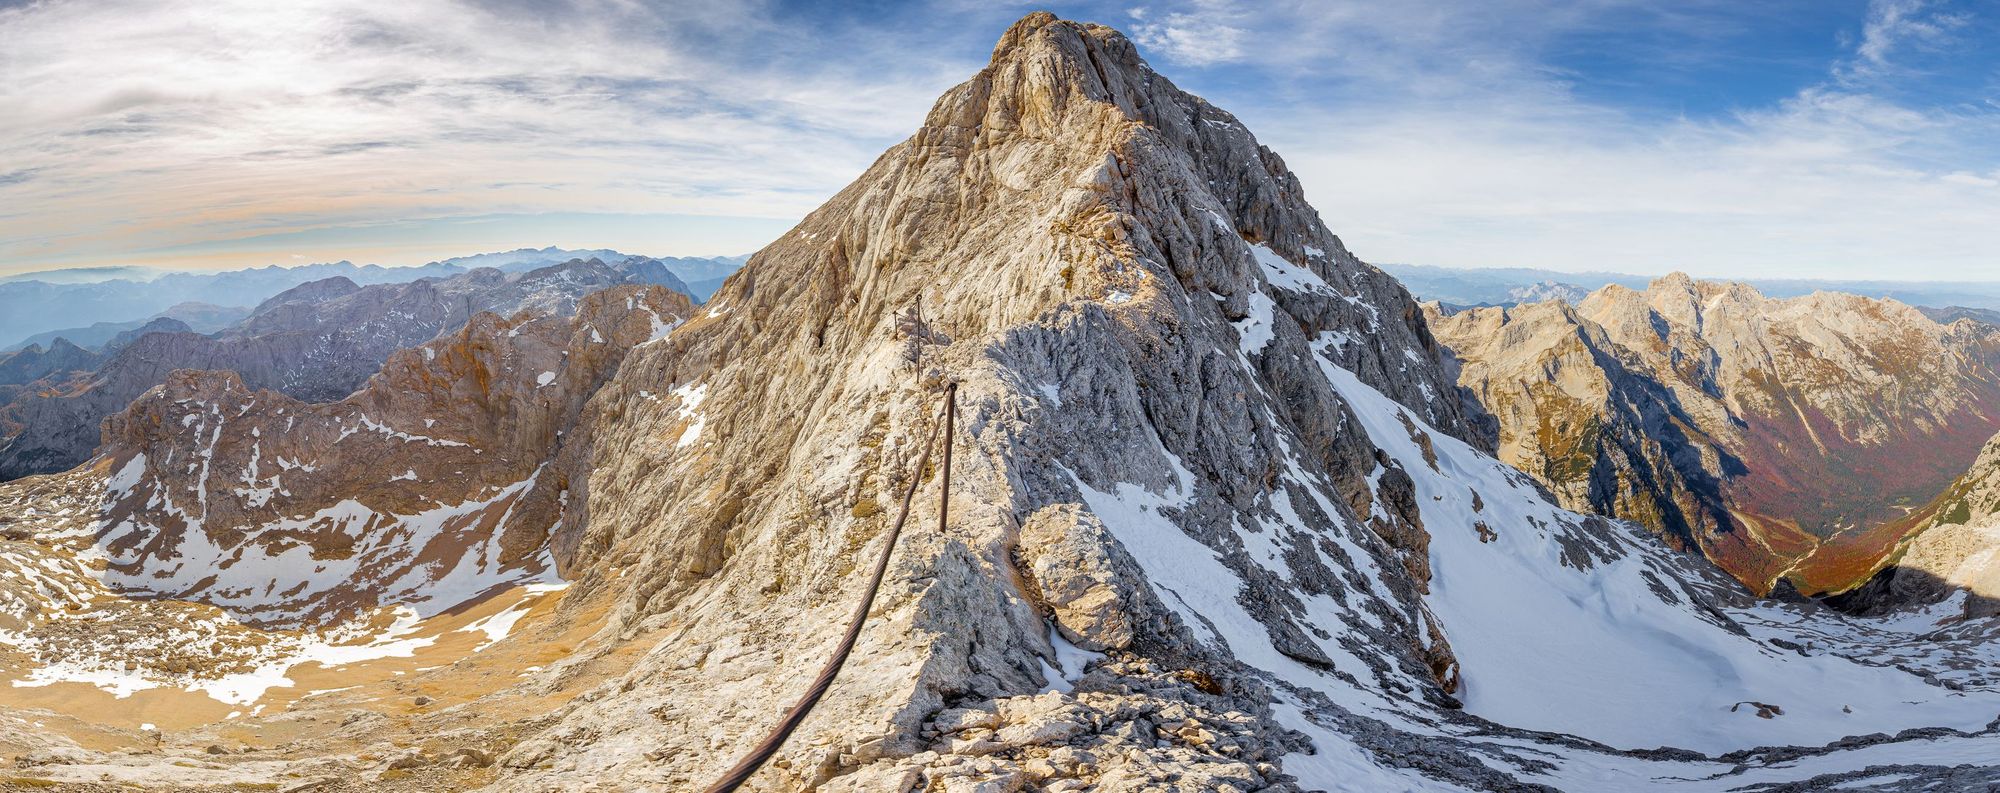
[0,0,970,270]
[1128,3,1248,66]
[1852,0,1970,74]
[1942,171,2000,188]
[0,0,1996,280]
[1128,0,2000,279]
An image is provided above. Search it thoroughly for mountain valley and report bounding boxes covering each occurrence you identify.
[1430,277,2000,595]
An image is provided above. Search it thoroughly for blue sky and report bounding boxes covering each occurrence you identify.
[1,0,1996,279]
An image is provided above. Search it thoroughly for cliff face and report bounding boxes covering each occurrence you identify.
[508,15,1487,787]
[1432,275,2000,594]
[470,15,2000,791]
[1428,300,1739,554]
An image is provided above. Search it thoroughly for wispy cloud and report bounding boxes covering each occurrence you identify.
[1850,0,1970,75]
[0,0,1997,280]
[1113,0,2000,279]
[0,0,973,270]
[1127,2,1248,66]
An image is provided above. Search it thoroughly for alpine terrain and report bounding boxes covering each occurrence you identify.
[1430,277,2000,595]
[0,257,696,481]
[0,13,1998,793]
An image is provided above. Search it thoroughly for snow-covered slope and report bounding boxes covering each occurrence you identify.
[1071,282,2000,787]
[479,14,2000,790]
[1322,359,2000,754]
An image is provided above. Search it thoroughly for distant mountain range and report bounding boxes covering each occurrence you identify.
[0,247,748,349]
[0,256,691,479]
[1920,305,2000,326]
[5,302,251,353]
[0,265,165,284]
[1430,273,2000,595]
[1381,262,2000,313]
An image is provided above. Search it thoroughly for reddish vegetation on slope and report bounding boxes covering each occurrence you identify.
[1726,391,2000,593]
[1432,277,2000,596]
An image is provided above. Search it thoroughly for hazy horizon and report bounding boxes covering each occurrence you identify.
[21,253,2000,286]
[13,247,2000,286]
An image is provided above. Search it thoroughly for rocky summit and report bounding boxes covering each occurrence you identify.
[2,12,2000,793]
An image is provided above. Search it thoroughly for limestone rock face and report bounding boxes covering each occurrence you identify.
[1016,504,1145,651]
[0,258,685,481]
[1428,300,1738,557]
[499,12,1483,789]
[1432,276,2000,594]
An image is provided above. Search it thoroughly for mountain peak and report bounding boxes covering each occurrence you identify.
[991,11,1060,60]
[986,11,1128,69]
[968,11,1164,135]
[711,7,1476,443]
[1647,270,1698,293]
[10,13,2000,792]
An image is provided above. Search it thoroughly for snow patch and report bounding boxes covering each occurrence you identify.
[1251,244,1332,294]
[1233,289,1277,356]
[671,382,709,449]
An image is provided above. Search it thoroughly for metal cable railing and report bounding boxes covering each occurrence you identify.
[702,381,957,792]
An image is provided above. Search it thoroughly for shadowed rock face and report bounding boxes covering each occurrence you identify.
[0,338,100,387]
[1428,300,1741,555]
[1431,276,2000,594]
[0,258,684,481]
[100,317,195,356]
[0,340,105,466]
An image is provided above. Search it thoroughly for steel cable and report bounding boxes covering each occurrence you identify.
[702,381,957,792]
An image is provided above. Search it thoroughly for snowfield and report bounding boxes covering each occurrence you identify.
[1065,335,2000,789]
